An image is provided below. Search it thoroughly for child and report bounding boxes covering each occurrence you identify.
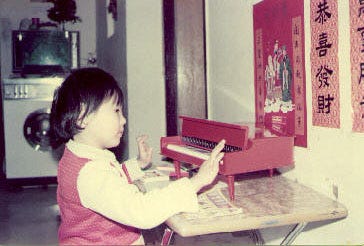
[50,67,225,245]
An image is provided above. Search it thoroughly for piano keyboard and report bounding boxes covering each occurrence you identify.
[166,144,210,160]
[182,136,242,152]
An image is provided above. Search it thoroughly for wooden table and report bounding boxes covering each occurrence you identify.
[162,175,348,245]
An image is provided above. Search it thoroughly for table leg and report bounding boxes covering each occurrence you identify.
[249,229,265,245]
[280,222,307,245]
[161,227,174,246]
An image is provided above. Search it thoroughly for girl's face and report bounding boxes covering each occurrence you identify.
[75,94,126,149]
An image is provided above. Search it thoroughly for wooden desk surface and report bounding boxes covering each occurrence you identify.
[166,175,348,237]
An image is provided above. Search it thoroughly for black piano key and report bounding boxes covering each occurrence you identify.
[182,136,242,153]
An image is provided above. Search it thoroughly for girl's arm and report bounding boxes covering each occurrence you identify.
[77,161,198,229]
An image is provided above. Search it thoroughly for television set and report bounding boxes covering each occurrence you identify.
[12,30,80,75]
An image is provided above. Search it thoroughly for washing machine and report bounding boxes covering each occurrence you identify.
[2,76,64,184]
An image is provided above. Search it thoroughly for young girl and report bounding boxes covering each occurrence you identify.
[50,67,225,245]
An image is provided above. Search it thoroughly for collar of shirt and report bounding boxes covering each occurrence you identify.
[66,139,118,164]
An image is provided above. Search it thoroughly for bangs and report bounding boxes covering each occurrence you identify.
[105,88,123,106]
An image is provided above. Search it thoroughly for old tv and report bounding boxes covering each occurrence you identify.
[12,30,80,75]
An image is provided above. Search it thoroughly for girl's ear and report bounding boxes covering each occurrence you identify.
[77,115,87,128]
[77,104,90,128]
[77,117,87,128]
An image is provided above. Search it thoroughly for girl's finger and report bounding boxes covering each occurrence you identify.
[210,139,225,158]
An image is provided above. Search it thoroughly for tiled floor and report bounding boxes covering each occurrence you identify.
[0,181,254,245]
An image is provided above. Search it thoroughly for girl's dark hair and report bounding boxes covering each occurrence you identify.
[50,67,124,142]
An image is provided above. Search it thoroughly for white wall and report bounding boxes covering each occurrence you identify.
[124,1,166,161]
[206,0,363,244]
[205,0,255,123]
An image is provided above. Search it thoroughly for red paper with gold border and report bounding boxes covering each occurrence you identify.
[253,0,307,147]
[310,0,340,128]
[350,0,364,132]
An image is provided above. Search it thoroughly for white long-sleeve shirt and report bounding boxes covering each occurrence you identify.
[66,140,199,230]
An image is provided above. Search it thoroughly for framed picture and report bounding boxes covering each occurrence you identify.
[253,0,307,147]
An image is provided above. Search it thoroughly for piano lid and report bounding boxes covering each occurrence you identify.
[180,116,249,151]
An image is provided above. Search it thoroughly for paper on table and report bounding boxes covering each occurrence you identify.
[138,169,170,183]
[181,187,243,221]
[134,169,171,193]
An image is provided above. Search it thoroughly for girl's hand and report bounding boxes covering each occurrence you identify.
[190,139,225,192]
[137,135,153,169]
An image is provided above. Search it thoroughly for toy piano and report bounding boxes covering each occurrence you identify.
[160,116,294,201]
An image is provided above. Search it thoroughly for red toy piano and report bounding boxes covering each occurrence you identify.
[160,116,294,201]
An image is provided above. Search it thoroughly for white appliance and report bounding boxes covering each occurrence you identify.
[2,76,64,182]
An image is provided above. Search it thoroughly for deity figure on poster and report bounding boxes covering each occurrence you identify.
[279,46,293,112]
[273,40,282,80]
[265,55,275,101]
[264,41,293,114]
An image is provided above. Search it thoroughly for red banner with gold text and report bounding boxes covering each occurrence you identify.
[311,0,340,128]
[350,0,364,132]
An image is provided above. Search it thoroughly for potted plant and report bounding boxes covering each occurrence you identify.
[47,0,81,30]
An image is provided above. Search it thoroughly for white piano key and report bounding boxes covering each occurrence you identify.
[166,144,210,160]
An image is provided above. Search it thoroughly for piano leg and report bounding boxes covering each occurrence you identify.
[174,160,181,178]
[169,160,189,179]
[227,175,235,201]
